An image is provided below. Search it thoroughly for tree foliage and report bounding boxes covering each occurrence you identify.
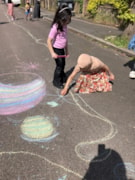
[87,0,135,26]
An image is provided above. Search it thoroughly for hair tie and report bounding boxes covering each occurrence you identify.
[59,7,69,13]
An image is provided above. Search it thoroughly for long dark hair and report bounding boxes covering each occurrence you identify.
[51,4,72,31]
[8,0,12,3]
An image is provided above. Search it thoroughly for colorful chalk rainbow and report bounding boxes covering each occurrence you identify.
[0,77,46,115]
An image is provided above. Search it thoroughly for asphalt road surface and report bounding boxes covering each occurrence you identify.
[0,3,135,180]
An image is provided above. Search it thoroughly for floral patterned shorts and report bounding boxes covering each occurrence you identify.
[74,71,112,94]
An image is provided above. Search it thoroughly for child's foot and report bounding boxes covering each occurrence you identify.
[129,71,135,79]
[11,17,15,21]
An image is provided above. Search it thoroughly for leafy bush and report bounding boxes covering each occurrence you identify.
[87,0,135,24]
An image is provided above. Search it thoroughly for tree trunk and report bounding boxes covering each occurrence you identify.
[123,23,135,38]
[82,0,88,16]
[122,8,135,38]
[45,0,49,9]
[51,0,57,10]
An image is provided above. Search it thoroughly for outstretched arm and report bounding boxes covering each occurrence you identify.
[61,67,79,96]
[102,64,115,80]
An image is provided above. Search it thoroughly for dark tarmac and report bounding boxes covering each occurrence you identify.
[0,2,135,180]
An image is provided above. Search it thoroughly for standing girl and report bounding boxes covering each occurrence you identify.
[7,0,15,21]
[25,0,31,21]
[47,4,72,89]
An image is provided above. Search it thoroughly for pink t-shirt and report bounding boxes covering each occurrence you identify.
[48,24,68,49]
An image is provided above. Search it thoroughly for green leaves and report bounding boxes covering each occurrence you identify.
[87,0,135,23]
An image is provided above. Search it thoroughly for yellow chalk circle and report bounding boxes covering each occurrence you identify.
[21,115,54,139]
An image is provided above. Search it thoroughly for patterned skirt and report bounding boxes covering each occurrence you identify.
[74,71,112,94]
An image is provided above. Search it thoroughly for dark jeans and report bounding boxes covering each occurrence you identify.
[53,48,66,86]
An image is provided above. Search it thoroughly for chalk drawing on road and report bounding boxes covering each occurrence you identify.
[45,89,76,107]
[70,92,118,162]
[58,175,67,180]
[20,115,59,142]
[16,61,40,72]
[42,90,118,163]
[113,162,135,179]
[0,72,46,115]
[0,151,83,179]
[14,22,47,47]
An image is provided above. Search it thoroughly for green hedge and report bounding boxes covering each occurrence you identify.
[87,0,135,24]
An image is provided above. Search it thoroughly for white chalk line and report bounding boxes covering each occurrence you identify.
[4,7,47,48]
[70,92,118,162]
[14,22,47,47]
[0,151,83,179]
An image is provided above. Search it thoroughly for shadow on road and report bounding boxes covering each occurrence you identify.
[124,58,135,71]
[82,144,132,180]
[65,66,74,78]
[65,66,75,93]
[0,22,9,24]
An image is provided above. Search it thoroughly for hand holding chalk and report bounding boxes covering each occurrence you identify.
[57,55,69,58]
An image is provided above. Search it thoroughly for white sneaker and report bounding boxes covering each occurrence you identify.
[129,71,135,79]
[11,17,15,21]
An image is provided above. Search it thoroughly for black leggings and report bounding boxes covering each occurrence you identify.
[53,48,66,86]
[132,59,135,70]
